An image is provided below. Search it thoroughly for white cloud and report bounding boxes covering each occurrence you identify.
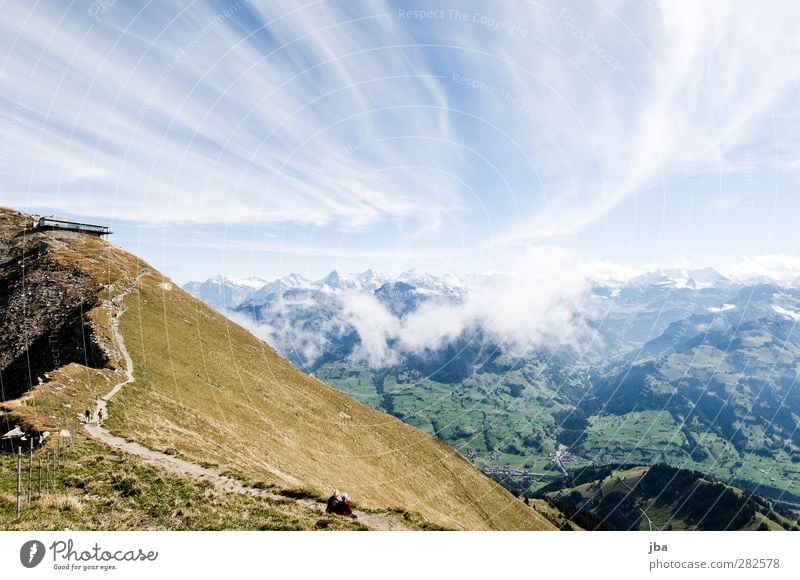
[225,307,328,368]
[400,246,590,355]
[222,245,594,368]
[336,246,592,366]
[339,290,400,367]
[724,254,800,285]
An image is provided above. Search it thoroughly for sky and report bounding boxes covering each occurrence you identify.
[1,0,799,283]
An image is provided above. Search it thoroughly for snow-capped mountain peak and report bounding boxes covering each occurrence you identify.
[628,267,729,290]
[356,268,390,290]
[316,270,358,290]
[313,269,390,291]
[182,275,269,310]
[252,273,313,299]
[397,269,463,293]
[282,273,313,287]
[205,275,270,289]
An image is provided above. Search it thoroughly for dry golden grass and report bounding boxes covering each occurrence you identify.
[103,253,551,530]
[37,494,84,512]
[3,208,555,530]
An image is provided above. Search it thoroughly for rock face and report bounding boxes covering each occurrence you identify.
[0,210,106,401]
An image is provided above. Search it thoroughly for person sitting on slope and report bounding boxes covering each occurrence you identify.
[326,489,341,515]
[338,492,355,519]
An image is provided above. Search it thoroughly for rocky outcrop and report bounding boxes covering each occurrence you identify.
[0,210,106,401]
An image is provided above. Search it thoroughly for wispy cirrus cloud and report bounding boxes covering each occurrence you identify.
[1,1,798,279]
[0,0,462,231]
[489,0,800,244]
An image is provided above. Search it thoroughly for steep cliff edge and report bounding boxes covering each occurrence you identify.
[0,210,106,401]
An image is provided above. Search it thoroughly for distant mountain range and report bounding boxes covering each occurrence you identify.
[182,275,271,311]
[184,267,800,508]
[184,265,800,370]
[183,268,467,311]
[185,266,800,314]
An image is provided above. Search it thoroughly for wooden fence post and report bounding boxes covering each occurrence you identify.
[27,438,33,506]
[16,446,22,518]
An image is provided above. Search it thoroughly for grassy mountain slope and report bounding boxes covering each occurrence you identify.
[0,438,366,531]
[0,207,553,530]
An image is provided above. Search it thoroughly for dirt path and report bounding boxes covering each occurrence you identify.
[84,281,408,531]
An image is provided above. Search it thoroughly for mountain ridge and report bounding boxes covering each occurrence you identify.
[0,207,552,531]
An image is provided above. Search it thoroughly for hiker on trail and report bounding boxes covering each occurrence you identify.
[326,489,341,514]
[98,408,104,423]
[338,492,355,519]
[84,409,92,423]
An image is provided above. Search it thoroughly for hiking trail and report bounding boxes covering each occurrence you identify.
[84,278,409,531]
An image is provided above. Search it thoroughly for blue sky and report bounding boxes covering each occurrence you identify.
[1,0,799,283]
